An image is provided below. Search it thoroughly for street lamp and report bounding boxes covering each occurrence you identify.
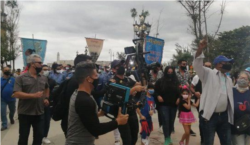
[1,12,7,23]
[133,13,151,39]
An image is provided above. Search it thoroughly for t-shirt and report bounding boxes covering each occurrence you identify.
[1,77,16,102]
[14,72,49,115]
[66,91,118,145]
[231,88,250,135]
[179,99,193,112]
[140,96,155,119]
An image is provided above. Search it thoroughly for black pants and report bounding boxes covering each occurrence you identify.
[18,114,44,145]
[199,113,204,144]
[44,106,51,137]
[61,115,68,137]
[118,114,139,145]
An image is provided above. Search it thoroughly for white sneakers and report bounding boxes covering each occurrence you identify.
[42,137,51,144]
[158,126,163,134]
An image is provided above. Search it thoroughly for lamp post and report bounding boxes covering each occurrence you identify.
[133,15,151,39]
[85,46,88,55]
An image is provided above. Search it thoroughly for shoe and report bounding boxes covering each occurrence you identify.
[179,141,184,145]
[42,137,51,144]
[190,129,196,136]
[1,127,7,131]
[114,141,120,145]
[164,138,171,145]
[158,127,163,134]
[10,119,15,124]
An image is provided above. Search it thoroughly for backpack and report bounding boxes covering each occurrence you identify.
[51,79,70,121]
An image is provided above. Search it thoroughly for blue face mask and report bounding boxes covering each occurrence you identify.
[148,90,154,95]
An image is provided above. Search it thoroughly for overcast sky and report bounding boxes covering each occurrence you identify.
[13,0,250,69]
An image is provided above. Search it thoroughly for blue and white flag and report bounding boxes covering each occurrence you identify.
[20,38,47,66]
[144,36,164,65]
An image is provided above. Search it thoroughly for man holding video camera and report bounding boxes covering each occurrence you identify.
[109,59,145,145]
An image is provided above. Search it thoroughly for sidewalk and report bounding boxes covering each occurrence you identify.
[1,107,220,145]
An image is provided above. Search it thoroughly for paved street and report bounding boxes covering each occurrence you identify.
[1,106,220,145]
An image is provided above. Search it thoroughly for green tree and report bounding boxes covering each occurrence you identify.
[116,52,126,60]
[170,44,193,66]
[130,8,137,22]
[214,26,250,73]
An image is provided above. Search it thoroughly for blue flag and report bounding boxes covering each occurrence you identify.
[21,38,47,66]
[144,36,164,64]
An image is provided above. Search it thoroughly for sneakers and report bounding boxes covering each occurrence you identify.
[179,141,184,145]
[1,127,7,131]
[42,137,51,144]
[164,137,172,145]
[158,127,163,134]
[190,129,196,136]
[114,141,120,145]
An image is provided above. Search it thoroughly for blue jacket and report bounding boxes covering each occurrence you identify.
[63,71,73,80]
[1,77,16,102]
[49,71,65,85]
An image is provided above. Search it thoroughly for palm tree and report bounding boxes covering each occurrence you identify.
[141,10,150,19]
[130,8,137,22]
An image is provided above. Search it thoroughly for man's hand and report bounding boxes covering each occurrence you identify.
[135,86,146,92]
[140,115,146,120]
[157,96,164,102]
[194,92,201,98]
[98,110,105,117]
[116,108,129,125]
[44,99,49,106]
[34,91,44,98]
[110,79,116,83]
[149,110,154,116]
[199,37,207,49]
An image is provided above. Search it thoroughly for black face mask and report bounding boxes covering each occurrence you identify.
[91,78,99,89]
[35,67,42,74]
[4,71,11,76]
[222,64,232,71]
[181,66,187,71]
[166,74,174,78]
[117,66,125,75]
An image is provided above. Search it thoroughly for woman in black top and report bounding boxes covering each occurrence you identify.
[154,66,181,145]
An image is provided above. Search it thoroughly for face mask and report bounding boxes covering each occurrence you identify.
[66,67,69,70]
[182,95,189,99]
[221,64,232,71]
[60,70,64,73]
[117,66,125,75]
[72,70,75,73]
[166,74,173,78]
[148,90,154,95]
[90,77,99,89]
[43,71,49,77]
[181,66,187,71]
[237,78,249,88]
[106,69,110,72]
[35,67,42,74]
[4,71,11,76]
[56,70,61,73]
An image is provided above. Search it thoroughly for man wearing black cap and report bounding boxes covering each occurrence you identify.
[109,59,145,145]
[193,38,234,145]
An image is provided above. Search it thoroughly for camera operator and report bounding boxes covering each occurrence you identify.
[66,62,129,145]
[109,59,145,145]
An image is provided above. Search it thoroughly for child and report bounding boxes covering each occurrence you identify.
[178,85,199,145]
[137,83,155,145]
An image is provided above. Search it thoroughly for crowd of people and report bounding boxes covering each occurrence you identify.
[1,39,250,145]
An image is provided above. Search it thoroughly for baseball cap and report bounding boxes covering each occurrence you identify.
[213,55,234,65]
[245,67,250,73]
[111,60,125,68]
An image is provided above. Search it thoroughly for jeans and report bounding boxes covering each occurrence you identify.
[44,106,51,137]
[18,114,44,145]
[158,106,177,138]
[231,134,250,145]
[1,100,16,128]
[199,113,204,144]
[201,111,231,145]
[118,114,139,145]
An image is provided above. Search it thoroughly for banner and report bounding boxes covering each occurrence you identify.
[144,36,164,64]
[85,37,104,62]
[21,38,47,66]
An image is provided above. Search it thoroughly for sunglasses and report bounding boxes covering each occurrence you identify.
[33,62,43,65]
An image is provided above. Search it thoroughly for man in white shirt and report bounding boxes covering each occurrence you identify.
[193,39,234,145]
[191,62,211,145]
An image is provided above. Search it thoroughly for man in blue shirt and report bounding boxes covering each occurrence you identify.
[1,67,16,131]
[49,63,65,85]
[63,64,73,80]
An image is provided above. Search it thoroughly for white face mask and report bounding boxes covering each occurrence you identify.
[60,69,64,73]
[182,95,189,99]
[56,70,61,73]
[72,70,75,73]
[43,71,49,77]
[66,67,69,70]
